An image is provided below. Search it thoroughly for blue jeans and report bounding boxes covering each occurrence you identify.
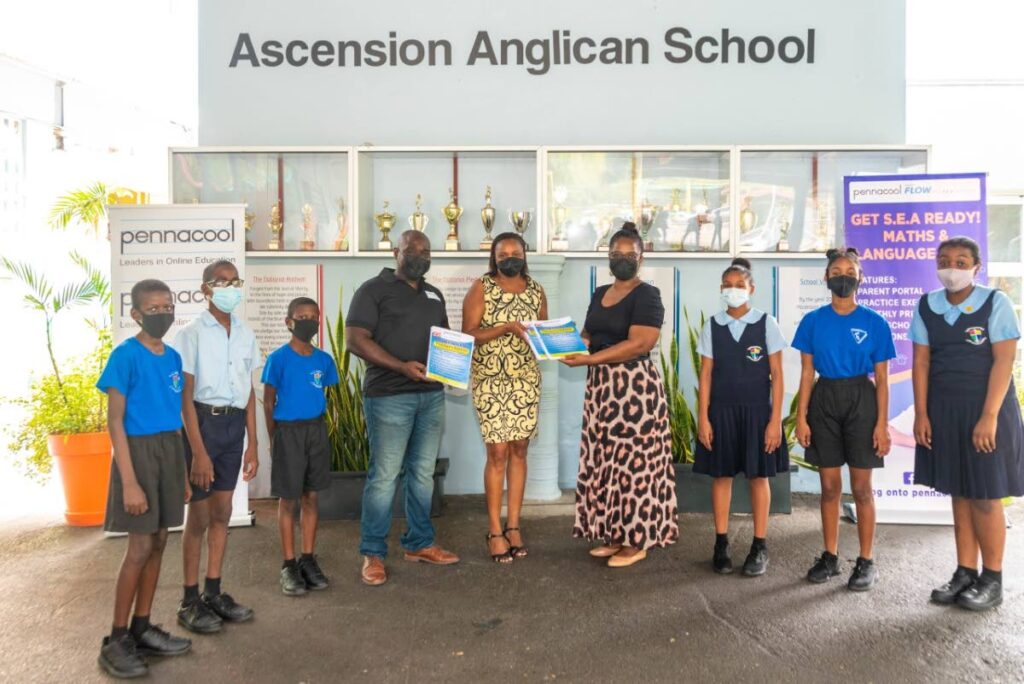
[359,390,445,558]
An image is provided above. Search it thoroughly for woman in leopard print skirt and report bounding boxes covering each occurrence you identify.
[562,223,679,567]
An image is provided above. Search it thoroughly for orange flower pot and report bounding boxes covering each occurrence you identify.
[48,431,111,527]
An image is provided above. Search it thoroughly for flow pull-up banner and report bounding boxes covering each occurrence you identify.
[843,172,988,524]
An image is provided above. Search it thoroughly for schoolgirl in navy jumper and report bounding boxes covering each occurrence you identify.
[912,236,1023,611]
[793,248,896,591]
[695,258,788,577]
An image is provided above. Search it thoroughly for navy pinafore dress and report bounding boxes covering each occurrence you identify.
[694,315,789,478]
[914,291,1024,498]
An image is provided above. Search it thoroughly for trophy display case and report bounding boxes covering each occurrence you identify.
[542,148,732,255]
[354,147,540,255]
[170,148,353,253]
[737,148,928,254]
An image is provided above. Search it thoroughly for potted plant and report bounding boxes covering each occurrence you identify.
[3,253,112,526]
[661,309,794,514]
[316,288,448,520]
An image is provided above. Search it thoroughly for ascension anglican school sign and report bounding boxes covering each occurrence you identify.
[844,172,987,525]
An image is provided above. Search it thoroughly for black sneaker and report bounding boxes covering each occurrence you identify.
[806,552,841,583]
[280,564,307,596]
[202,592,254,623]
[742,546,769,577]
[956,577,1003,612]
[298,555,329,590]
[177,597,223,634]
[847,557,878,592]
[132,623,192,657]
[931,568,977,605]
[98,634,148,679]
[712,540,733,574]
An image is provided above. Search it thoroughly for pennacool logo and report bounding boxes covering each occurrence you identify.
[746,345,764,362]
[965,326,987,346]
[851,328,868,344]
[310,369,324,389]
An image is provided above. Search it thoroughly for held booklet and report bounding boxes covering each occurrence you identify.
[425,326,475,390]
[522,317,589,360]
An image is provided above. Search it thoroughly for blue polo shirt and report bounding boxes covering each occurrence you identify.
[97,337,184,436]
[792,304,896,379]
[697,309,787,359]
[909,286,1020,346]
[261,343,340,421]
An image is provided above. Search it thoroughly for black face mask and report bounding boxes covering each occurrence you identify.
[609,257,639,281]
[496,257,525,277]
[402,255,431,280]
[827,275,859,298]
[289,319,319,343]
[138,312,174,339]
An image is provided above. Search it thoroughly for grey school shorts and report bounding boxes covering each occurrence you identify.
[104,430,187,534]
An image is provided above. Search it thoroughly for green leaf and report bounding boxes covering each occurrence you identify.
[48,182,109,234]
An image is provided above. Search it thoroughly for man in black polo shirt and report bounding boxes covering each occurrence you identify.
[346,230,460,586]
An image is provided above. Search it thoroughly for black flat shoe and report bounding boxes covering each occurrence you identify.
[298,556,329,590]
[504,527,528,559]
[132,623,192,657]
[203,592,254,623]
[177,597,223,634]
[806,552,841,584]
[956,577,1002,612]
[486,532,513,564]
[847,557,878,592]
[98,635,148,679]
[742,546,768,577]
[931,568,977,605]
[280,564,307,596]
[712,540,733,575]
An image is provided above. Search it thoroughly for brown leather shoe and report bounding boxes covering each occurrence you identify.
[361,556,387,586]
[403,545,460,565]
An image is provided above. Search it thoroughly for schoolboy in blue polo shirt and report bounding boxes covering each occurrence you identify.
[96,279,192,679]
[176,259,260,634]
[262,296,339,596]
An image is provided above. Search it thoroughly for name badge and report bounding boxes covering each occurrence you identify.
[426,291,441,302]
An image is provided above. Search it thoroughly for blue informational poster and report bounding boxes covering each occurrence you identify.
[425,326,475,390]
[523,317,589,360]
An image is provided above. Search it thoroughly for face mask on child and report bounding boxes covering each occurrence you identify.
[936,268,976,293]
[720,288,750,309]
[139,313,174,339]
[289,319,319,343]
[210,286,243,313]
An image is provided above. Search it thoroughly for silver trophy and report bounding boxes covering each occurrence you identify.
[508,210,532,251]
[480,186,496,251]
[550,185,569,251]
[638,200,659,252]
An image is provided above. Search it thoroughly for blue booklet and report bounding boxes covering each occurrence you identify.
[425,327,475,390]
[523,317,589,360]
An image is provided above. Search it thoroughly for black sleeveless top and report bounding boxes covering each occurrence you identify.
[709,315,771,407]
[919,290,1008,401]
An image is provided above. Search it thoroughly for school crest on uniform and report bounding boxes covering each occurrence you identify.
[851,328,868,344]
[964,326,987,346]
[169,371,182,393]
[746,345,764,362]
[310,369,324,389]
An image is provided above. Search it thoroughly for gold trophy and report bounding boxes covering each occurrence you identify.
[442,187,463,251]
[638,200,659,252]
[300,203,317,251]
[508,210,531,251]
[243,200,255,251]
[550,185,569,251]
[668,189,683,213]
[777,216,791,252]
[375,201,397,250]
[408,193,429,232]
[333,197,349,250]
[739,196,757,234]
[268,202,283,251]
[479,186,496,251]
[594,216,613,250]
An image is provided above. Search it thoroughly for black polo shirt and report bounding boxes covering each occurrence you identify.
[346,268,450,397]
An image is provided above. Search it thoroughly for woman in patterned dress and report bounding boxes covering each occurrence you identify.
[562,223,679,568]
[463,233,547,563]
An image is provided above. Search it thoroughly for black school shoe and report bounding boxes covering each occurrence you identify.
[806,552,841,583]
[280,564,307,596]
[132,623,192,657]
[203,592,254,623]
[956,577,1003,612]
[298,555,329,590]
[98,634,148,679]
[931,568,977,605]
[742,546,769,577]
[847,557,878,592]
[712,540,733,574]
[177,597,224,634]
